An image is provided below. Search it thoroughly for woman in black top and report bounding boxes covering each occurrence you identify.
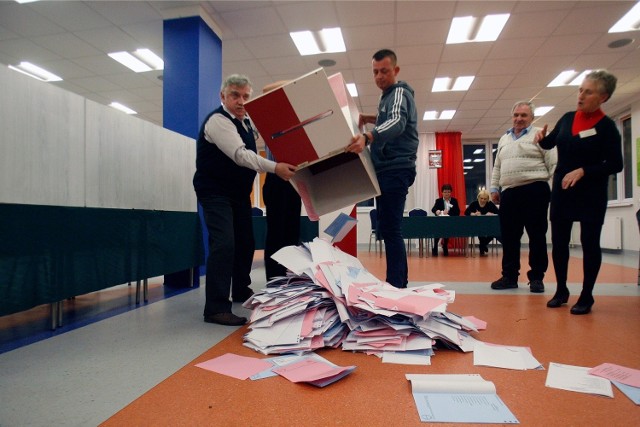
[431,183,460,256]
[536,70,623,315]
[465,190,499,256]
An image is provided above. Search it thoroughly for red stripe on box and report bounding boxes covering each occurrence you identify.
[245,89,318,166]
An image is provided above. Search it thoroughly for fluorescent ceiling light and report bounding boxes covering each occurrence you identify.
[452,76,475,91]
[432,77,451,92]
[133,49,164,70]
[424,110,456,120]
[609,2,640,33]
[464,158,472,163]
[423,111,438,120]
[534,106,554,117]
[473,148,484,155]
[570,70,592,85]
[440,110,456,120]
[109,49,165,73]
[8,61,62,82]
[473,158,485,163]
[290,27,346,55]
[109,102,137,115]
[109,51,151,72]
[346,83,358,97]
[446,14,510,44]
[547,70,591,87]
[432,76,474,92]
[15,0,39,3]
[463,166,474,170]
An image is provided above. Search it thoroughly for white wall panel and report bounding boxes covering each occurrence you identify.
[0,66,85,206]
[0,66,196,212]
[84,100,196,212]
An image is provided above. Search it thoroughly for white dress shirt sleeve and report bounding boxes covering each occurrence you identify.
[204,113,277,174]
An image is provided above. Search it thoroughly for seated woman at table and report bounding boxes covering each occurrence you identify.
[431,183,460,256]
[465,190,499,256]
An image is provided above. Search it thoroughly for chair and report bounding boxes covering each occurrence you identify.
[408,208,428,256]
[251,207,264,216]
[368,208,383,254]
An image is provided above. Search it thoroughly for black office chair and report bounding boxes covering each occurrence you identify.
[368,208,383,254]
[408,208,428,256]
[251,207,264,216]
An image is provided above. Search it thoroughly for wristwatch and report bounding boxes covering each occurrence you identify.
[363,133,370,146]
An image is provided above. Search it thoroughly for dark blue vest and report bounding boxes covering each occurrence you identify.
[193,106,258,198]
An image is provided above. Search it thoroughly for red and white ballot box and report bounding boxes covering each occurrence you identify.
[245,68,380,220]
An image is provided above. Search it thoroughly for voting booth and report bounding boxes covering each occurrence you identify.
[245,69,380,220]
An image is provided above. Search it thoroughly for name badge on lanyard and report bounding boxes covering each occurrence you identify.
[579,128,597,138]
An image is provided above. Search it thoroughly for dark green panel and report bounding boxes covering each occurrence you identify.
[0,204,204,316]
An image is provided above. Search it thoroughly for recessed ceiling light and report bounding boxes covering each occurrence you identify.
[608,38,634,48]
[446,14,510,44]
[609,2,640,33]
[318,59,336,67]
[8,61,62,82]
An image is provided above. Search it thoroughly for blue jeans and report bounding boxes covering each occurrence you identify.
[197,194,254,315]
[376,169,416,288]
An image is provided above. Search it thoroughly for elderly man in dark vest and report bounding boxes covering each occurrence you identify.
[193,74,296,326]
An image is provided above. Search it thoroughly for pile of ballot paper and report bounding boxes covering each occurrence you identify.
[243,239,480,358]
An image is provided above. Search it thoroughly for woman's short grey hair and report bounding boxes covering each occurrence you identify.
[477,189,491,201]
[511,100,536,117]
[585,70,617,100]
[221,74,252,94]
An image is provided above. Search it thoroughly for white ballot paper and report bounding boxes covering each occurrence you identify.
[545,362,613,397]
[405,374,519,424]
[473,341,543,370]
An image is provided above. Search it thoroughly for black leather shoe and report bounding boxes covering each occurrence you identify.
[442,247,449,257]
[547,295,569,308]
[547,293,569,308]
[570,302,593,315]
[491,276,517,290]
[570,294,594,315]
[528,280,545,293]
[204,312,247,326]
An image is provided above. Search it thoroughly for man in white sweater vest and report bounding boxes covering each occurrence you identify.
[490,101,557,293]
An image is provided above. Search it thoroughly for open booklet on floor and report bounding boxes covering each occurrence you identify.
[405,374,519,424]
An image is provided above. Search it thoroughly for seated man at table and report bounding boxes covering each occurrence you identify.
[464,189,499,256]
[431,183,460,256]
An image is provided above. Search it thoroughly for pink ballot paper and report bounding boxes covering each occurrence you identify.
[272,356,356,387]
[589,363,640,388]
[195,353,273,380]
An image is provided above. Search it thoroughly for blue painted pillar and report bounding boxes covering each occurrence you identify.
[163,16,222,287]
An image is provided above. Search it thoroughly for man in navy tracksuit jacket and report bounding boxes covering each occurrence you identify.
[347,49,419,288]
